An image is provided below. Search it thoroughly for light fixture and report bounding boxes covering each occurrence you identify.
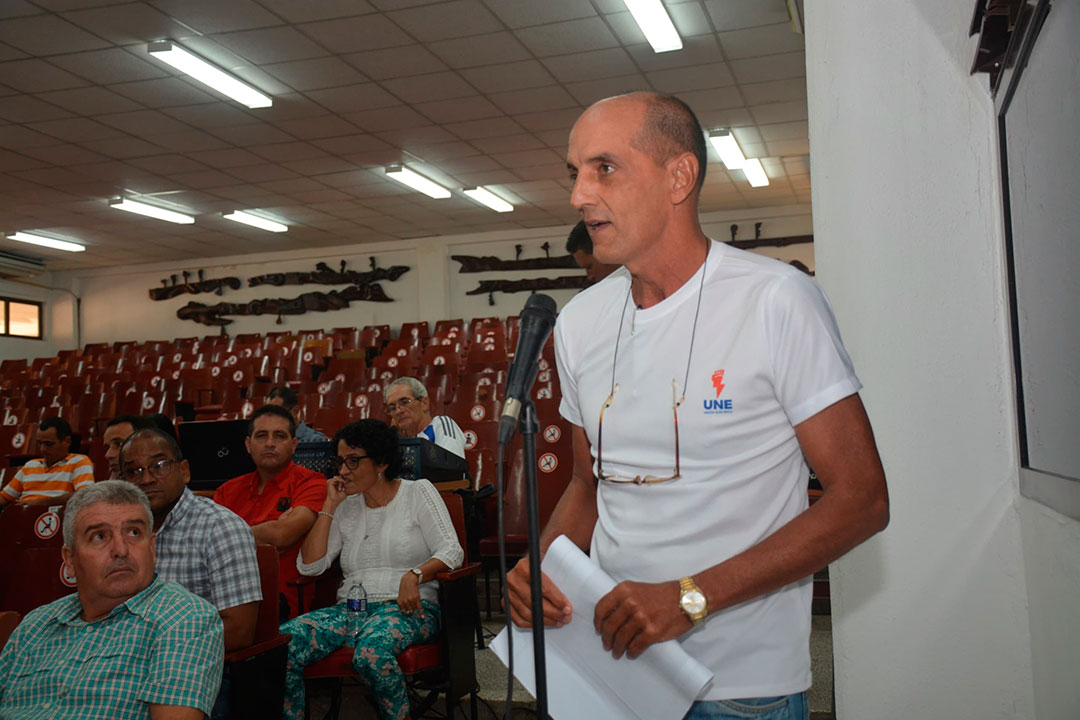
[7,231,85,253]
[384,165,451,199]
[462,187,514,213]
[742,158,770,187]
[708,129,745,170]
[109,197,196,224]
[147,41,272,109]
[622,0,683,53]
[224,210,288,233]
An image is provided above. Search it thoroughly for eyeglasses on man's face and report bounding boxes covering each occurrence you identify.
[329,454,370,474]
[120,458,177,483]
[385,396,418,414]
[596,380,682,485]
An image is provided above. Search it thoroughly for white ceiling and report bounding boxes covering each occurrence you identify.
[0,0,810,271]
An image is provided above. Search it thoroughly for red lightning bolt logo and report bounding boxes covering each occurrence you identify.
[712,369,725,397]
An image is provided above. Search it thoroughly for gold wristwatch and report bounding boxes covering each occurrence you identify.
[678,576,707,627]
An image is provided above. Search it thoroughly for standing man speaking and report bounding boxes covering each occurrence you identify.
[506,92,889,719]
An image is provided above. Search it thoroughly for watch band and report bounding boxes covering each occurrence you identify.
[410,567,424,581]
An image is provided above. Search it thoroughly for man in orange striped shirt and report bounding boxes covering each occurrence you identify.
[0,417,94,507]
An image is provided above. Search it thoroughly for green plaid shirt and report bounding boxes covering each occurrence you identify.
[0,577,223,719]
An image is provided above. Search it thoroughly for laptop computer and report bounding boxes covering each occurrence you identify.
[178,419,255,490]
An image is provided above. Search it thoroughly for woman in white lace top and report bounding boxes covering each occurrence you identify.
[280,419,463,720]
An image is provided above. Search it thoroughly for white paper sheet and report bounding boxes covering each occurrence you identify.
[491,535,713,720]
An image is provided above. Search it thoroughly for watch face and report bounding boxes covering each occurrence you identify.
[681,590,706,616]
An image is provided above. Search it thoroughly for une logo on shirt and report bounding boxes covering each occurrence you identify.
[704,368,734,415]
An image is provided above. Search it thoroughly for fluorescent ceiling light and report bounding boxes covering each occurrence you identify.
[147,41,272,109]
[8,231,85,253]
[463,187,514,213]
[109,197,195,224]
[622,0,683,53]
[742,158,770,187]
[224,210,288,233]
[384,165,451,199]
[708,129,745,170]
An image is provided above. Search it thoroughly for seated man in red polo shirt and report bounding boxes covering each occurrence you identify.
[214,404,326,620]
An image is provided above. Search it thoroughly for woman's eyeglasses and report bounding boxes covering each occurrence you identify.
[596,380,682,485]
[328,454,370,474]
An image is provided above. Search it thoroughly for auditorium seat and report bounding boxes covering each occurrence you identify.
[398,321,430,343]
[433,319,465,336]
[359,324,391,349]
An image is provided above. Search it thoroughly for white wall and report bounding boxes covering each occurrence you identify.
[805,1,1060,717]
[46,205,812,350]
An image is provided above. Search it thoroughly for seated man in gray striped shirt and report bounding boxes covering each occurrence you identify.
[385,377,466,458]
[0,480,223,719]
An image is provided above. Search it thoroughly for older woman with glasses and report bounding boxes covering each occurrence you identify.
[280,419,464,720]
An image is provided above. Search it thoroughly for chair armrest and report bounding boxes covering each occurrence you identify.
[225,633,291,664]
[286,575,317,587]
[435,561,480,583]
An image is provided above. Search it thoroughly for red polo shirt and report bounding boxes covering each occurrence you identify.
[215,461,326,618]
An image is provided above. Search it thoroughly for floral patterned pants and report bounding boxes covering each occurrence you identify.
[281,599,440,720]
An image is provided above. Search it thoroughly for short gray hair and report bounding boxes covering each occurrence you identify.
[384,377,428,403]
[63,480,153,547]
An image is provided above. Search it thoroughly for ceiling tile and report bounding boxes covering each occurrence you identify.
[414,96,503,124]
[759,120,808,142]
[19,143,107,166]
[515,18,620,57]
[387,0,502,42]
[98,110,193,136]
[247,142,329,163]
[127,154,212,175]
[703,0,790,31]
[61,3,194,45]
[459,60,555,94]
[0,14,110,55]
[0,125,67,150]
[0,59,88,93]
[50,48,167,85]
[189,148,266,168]
[30,117,126,143]
[485,0,596,28]
[0,43,26,62]
[161,103,257,128]
[254,93,327,121]
[273,114,359,140]
[729,51,805,84]
[149,0,283,34]
[765,138,809,156]
[512,106,582,132]
[541,48,638,84]
[256,0,375,23]
[740,77,806,105]
[372,124,455,146]
[667,2,714,37]
[343,44,446,81]
[647,62,734,94]
[79,136,165,159]
[747,100,807,124]
[625,35,725,72]
[0,150,47,172]
[37,86,144,114]
[405,140,480,162]
[280,156,358,176]
[299,15,412,53]
[147,129,235,152]
[564,74,651,106]
[442,116,524,140]
[109,77,218,107]
[426,32,530,69]
[470,133,546,154]
[488,86,578,115]
[310,134,393,155]
[382,71,477,103]
[717,23,804,60]
[305,83,399,113]
[169,169,238,189]
[212,26,328,65]
[0,0,40,18]
[263,56,367,91]
[346,105,433,133]
[209,123,295,145]
[600,12,645,47]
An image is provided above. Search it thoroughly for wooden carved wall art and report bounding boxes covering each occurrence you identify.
[450,254,577,272]
[247,259,409,287]
[149,269,241,300]
[727,223,813,250]
[177,283,397,327]
[452,243,587,305]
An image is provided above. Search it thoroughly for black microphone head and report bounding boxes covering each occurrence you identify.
[522,293,557,320]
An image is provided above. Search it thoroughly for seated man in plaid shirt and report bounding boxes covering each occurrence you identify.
[118,428,261,719]
[0,480,223,719]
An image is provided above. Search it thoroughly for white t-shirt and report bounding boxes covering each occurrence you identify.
[555,240,861,700]
[420,415,466,459]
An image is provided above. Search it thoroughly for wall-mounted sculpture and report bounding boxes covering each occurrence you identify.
[465,276,589,297]
[149,270,241,300]
[177,283,396,327]
[450,254,578,273]
[248,259,409,287]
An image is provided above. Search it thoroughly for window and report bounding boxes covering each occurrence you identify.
[0,297,43,339]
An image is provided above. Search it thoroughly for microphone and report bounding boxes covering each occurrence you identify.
[499,293,558,444]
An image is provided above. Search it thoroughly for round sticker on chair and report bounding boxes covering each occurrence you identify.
[368,383,381,393]
[543,425,561,444]
[11,432,25,449]
[433,356,445,366]
[478,377,491,386]
[242,401,254,418]
[538,371,551,383]
[335,373,345,382]
[536,387,552,399]
[303,351,313,362]
[464,430,477,450]
[3,415,15,425]
[483,342,495,351]
[388,357,398,367]
[173,353,182,363]
[397,348,408,357]
[211,366,221,377]
[538,453,558,473]
[355,395,369,409]
[470,405,486,421]
[233,370,244,382]
[60,562,77,588]
[142,396,155,410]
[171,369,181,380]
[380,370,393,382]
[35,512,60,540]
[318,382,331,395]
[539,358,549,371]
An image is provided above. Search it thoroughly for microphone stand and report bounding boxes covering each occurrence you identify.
[518,399,549,719]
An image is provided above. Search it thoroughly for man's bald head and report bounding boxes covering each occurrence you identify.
[592,92,708,193]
